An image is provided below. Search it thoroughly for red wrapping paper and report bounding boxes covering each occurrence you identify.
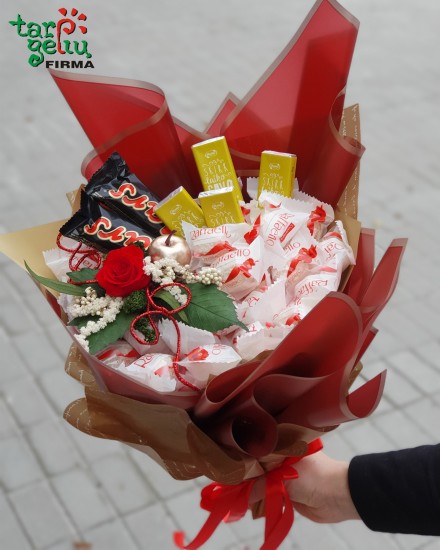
[51,0,364,207]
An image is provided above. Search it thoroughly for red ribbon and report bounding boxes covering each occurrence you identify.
[56,233,102,272]
[174,438,323,550]
[130,282,201,392]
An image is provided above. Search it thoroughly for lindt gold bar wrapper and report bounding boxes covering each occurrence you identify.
[154,186,206,236]
[198,187,245,227]
[192,136,244,202]
[258,150,297,198]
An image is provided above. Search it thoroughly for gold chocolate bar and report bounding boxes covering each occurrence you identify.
[258,150,297,198]
[198,187,245,227]
[154,186,206,236]
[191,136,244,202]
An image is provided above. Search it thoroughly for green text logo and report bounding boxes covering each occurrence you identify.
[9,8,94,68]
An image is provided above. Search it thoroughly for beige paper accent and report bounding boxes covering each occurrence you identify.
[338,104,361,219]
[0,220,67,277]
[63,344,327,487]
[66,185,84,212]
[336,104,362,289]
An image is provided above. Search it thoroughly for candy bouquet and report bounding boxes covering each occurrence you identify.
[0,1,407,548]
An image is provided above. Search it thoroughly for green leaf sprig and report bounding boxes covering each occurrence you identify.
[179,283,247,332]
[26,262,247,354]
[25,262,92,296]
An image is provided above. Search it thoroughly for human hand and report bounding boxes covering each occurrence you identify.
[286,451,360,524]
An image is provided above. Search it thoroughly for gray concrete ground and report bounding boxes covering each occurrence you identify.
[1,0,440,548]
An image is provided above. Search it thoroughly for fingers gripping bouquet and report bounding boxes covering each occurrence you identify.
[0,1,407,548]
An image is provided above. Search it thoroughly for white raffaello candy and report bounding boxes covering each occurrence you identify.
[179,344,242,388]
[96,340,140,369]
[236,280,287,325]
[260,206,309,250]
[258,190,334,240]
[124,328,171,356]
[212,237,265,300]
[232,322,292,362]
[283,225,317,261]
[158,318,219,355]
[316,220,355,271]
[123,353,177,392]
[181,221,251,264]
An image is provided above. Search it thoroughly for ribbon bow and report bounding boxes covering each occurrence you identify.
[174,438,323,550]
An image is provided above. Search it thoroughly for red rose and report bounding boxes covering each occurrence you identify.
[96,246,150,297]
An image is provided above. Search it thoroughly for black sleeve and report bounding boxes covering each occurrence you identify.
[348,444,440,536]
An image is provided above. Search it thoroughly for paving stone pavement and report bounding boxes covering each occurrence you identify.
[1,0,440,549]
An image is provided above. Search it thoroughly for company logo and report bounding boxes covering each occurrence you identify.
[9,8,94,68]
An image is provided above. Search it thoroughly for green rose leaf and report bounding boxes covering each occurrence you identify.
[25,261,87,297]
[86,311,137,355]
[184,283,247,332]
[67,268,104,296]
[66,268,99,282]
[154,289,189,324]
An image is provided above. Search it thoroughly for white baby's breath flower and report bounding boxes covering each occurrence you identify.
[75,334,90,352]
[198,267,223,288]
[69,288,123,351]
[142,256,222,306]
